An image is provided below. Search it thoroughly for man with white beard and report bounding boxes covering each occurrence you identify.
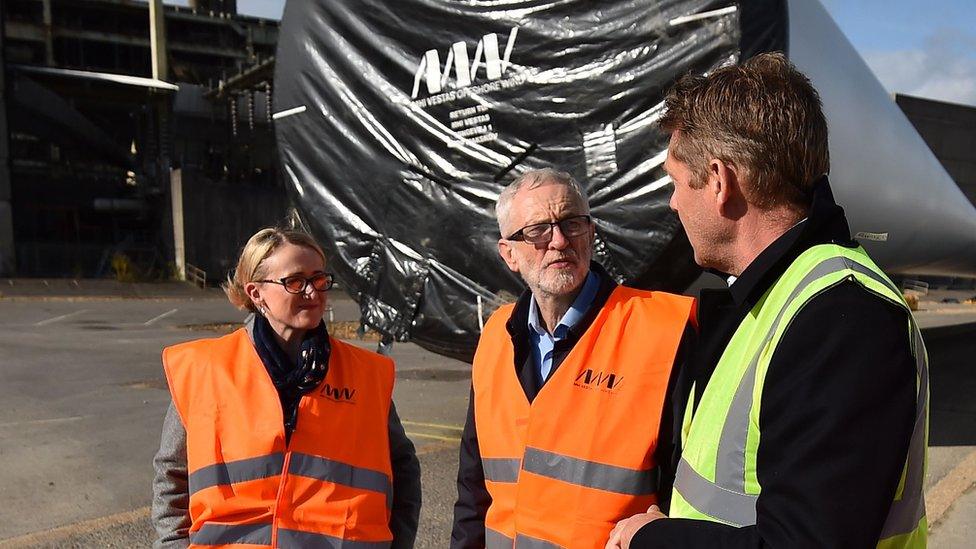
[451,168,696,548]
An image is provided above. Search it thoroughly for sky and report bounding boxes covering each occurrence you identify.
[819,0,976,107]
[169,1,976,107]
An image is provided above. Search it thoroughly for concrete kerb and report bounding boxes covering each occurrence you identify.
[917,318,976,532]
[928,449,976,528]
[0,507,151,548]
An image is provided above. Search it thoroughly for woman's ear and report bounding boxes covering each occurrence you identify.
[245,281,263,309]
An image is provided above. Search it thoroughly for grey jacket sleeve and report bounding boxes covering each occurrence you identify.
[151,401,191,549]
[389,402,422,548]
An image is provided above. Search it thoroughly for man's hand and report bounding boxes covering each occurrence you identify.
[605,504,668,549]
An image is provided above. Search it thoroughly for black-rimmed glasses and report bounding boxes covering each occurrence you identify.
[257,273,335,294]
[505,215,591,244]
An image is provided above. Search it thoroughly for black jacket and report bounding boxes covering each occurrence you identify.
[451,263,694,548]
[633,179,918,548]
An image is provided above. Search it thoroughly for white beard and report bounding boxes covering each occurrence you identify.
[525,266,585,301]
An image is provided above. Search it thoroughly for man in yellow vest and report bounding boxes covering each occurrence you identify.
[608,53,927,548]
[451,168,696,548]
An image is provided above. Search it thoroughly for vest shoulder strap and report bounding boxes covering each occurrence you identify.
[329,336,395,376]
[780,243,906,308]
[163,328,251,426]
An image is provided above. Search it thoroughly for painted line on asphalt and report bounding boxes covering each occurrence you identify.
[33,309,88,326]
[402,420,464,432]
[0,416,87,428]
[0,506,150,548]
[405,431,461,443]
[144,308,179,326]
[927,447,976,528]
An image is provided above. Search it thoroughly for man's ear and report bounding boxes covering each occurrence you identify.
[708,158,744,218]
[497,239,520,273]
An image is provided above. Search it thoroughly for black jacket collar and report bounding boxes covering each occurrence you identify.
[722,176,856,309]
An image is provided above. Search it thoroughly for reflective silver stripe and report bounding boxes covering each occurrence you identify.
[277,528,391,548]
[189,522,272,546]
[188,453,284,495]
[880,323,928,538]
[289,452,393,508]
[515,533,563,548]
[485,527,514,548]
[674,457,757,527]
[521,447,657,496]
[483,457,521,483]
[714,256,852,495]
[835,256,900,296]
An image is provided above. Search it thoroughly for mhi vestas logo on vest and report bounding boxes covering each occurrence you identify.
[410,27,520,100]
[574,369,624,393]
[320,383,357,403]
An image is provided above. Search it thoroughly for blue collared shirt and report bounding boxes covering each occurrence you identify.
[527,270,600,385]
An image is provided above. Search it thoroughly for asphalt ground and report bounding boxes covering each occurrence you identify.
[0,283,974,547]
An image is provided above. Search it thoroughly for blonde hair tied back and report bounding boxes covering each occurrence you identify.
[223,227,327,312]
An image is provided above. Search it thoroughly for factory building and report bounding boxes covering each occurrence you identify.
[896,94,976,209]
[1,0,281,279]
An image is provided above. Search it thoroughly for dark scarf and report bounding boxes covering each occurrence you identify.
[252,313,330,443]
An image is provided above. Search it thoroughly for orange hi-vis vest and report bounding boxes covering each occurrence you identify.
[163,328,395,548]
[473,286,694,548]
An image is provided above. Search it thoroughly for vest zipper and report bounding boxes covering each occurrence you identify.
[269,449,295,548]
[272,392,308,548]
[271,450,292,548]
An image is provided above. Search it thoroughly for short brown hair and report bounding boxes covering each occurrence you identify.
[223,227,326,312]
[659,52,829,209]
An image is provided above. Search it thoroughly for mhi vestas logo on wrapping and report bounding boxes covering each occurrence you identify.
[411,27,520,99]
[410,27,518,99]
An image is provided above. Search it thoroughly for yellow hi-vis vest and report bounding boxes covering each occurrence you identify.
[670,244,928,548]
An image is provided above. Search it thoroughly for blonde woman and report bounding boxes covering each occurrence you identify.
[151,228,420,548]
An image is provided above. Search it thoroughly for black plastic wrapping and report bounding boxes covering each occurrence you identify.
[273,0,787,361]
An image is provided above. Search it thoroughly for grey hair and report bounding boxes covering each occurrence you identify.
[495,168,590,235]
